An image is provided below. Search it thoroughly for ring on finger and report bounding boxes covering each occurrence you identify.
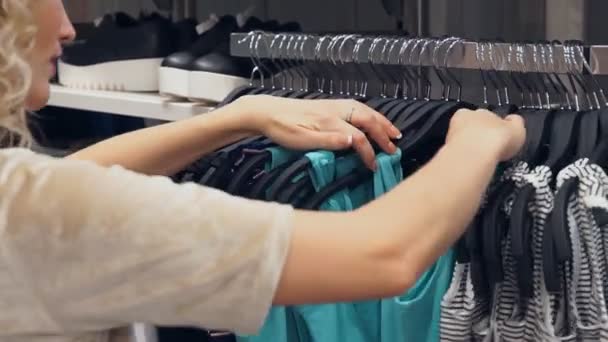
[344,107,355,124]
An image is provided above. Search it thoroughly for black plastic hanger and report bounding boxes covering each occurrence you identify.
[474,108,552,297]
[467,212,490,298]
[196,141,254,186]
[248,163,290,200]
[543,109,598,292]
[590,107,608,167]
[290,90,316,99]
[266,158,313,201]
[543,109,581,172]
[266,146,362,202]
[390,100,435,127]
[508,184,536,299]
[392,100,433,128]
[201,138,274,188]
[396,99,461,134]
[269,89,296,97]
[278,177,311,205]
[493,104,519,118]
[521,108,555,165]
[544,108,607,291]
[366,97,395,112]
[481,181,515,292]
[376,97,406,116]
[543,176,576,293]
[398,102,474,153]
[510,108,579,298]
[304,92,328,99]
[218,85,258,107]
[385,99,418,123]
[226,151,273,195]
[301,168,372,210]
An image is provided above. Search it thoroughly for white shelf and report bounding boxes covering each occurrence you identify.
[48,85,214,121]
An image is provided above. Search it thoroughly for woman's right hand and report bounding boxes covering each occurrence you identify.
[447,109,526,162]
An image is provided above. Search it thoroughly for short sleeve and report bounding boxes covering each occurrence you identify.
[0,148,294,337]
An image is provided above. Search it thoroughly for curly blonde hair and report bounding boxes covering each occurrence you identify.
[0,0,36,146]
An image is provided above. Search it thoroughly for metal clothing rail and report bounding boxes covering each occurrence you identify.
[230,32,608,75]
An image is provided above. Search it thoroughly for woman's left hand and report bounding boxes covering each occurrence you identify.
[234,95,402,170]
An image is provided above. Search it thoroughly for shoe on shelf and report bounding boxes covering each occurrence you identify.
[187,48,251,103]
[58,13,181,92]
[160,15,301,102]
[159,15,239,98]
[187,20,302,102]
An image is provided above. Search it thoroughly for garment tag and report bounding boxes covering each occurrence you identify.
[196,14,219,35]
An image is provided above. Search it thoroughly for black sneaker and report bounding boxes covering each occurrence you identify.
[187,21,301,102]
[58,13,176,92]
[159,15,239,98]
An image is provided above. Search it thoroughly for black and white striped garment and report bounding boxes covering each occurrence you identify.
[495,165,554,342]
[555,159,608,341]
[579,164,608,341]
[439,263,478,341]
[539,173,579,341]
[476,163,528,342]
[440,192,497,341]
[473,162,528,342]
[439,162,528,342]
[563,159,608,340]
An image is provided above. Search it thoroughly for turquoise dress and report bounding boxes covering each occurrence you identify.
[240,148,454,342]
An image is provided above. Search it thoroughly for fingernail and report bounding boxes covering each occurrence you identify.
[392,127,402,138]
[389,142,397,152]
[346,134,353,146]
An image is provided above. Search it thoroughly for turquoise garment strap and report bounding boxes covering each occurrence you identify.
[305,151,355,211]
[373,149,403,196]
[306,151,336,191]
[266,147,299,171]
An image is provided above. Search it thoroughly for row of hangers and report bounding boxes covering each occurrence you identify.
[183,33,608,296]
[224,32,605,109]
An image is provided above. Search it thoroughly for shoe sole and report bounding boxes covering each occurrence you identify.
[188,70,249,103]
[58,58,163,92]
[159,67,190,98]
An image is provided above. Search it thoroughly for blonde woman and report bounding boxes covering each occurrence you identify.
[0,0,526,341]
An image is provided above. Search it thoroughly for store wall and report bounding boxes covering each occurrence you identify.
[585,0,608,44]
[64,0,584,41]
[64,0,398,32]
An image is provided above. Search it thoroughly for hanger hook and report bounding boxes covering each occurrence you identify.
[289,34,307,91]
[353,37,368,96]
[445,37,464,101]
[258,32,278,88]
[338,34,359,96]
[431,37,449,100]
[398,37,416,99]
[476,41,489,105]
[574,41,606,108]
[314,35,330,93]
[240,31,264,87]
[386,38,403,97]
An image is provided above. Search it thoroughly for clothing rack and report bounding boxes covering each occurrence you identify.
[229,32,608,75]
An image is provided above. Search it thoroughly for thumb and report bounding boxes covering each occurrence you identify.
[504,114,524,125]
[500,114,527,161]
[505,114,526,137]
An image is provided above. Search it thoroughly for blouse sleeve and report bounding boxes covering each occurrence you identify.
[0,148,293,336]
